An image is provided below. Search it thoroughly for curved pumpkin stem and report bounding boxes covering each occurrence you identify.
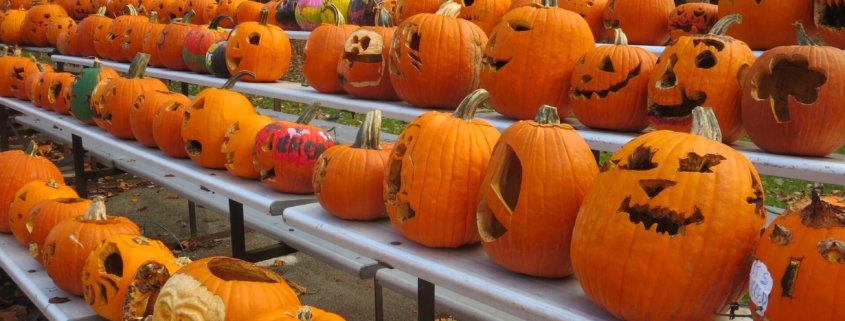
[296,100,322,124]
[258,8,269,26]
[351,110,383,150]
[323,2,345,26]
[82,196,108,221]
[45,179,59,189]
[222,70,256,89]
[94,6,107,16]
[149,11,159,23]
[541,0,557,7]
[124,4,138,15]
[690,106,721,142]
[533,105,560,124]
[209,14,234,30]
[794,21,818,46]
[92,57,103,69]
[452,89,490,122]
[12,46,21,57]
[182,10,196,24]
[24,140,39,157]
[435,1,462,18]
[34,62,45,72]
[613,28,628,45]
[127,53,151,79]
[709,14,741,36]
[375,5,393,27]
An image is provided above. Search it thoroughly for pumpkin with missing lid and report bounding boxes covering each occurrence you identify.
[226,8,292,82]
[70,59,120,125]
[131,90,191,147]
[27,197,91,264]
[302,3,358,94]
[222,114,274,179]
[602,0,673,45]
[153,100,190,158]
[122,256,192,321]
[337,6,399,100]
[668,0,717,40]
[0,141,65,234]
[92,54,169,139]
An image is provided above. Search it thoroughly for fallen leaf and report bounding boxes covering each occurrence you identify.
[273,259,285,267]
[136,206,148,212]
[127,159,135,163]
[117,181,131,192]
[165,174,175,177]
[129,198,138,202]
[105,191,115,198]
[833,190,843,196]
[48,297,70,304]
[200,185,210,192]
[167,194,182,200]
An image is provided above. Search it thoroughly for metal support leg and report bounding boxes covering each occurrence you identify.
[188,201,198,237]
[181,82,189,96]
[72,134,87,198]
[418,279,435,321]
[273,99,282,112]
[0,105,8,151]
[56,62,64,72]
[374,276,384,321]
[229,199,246,260]
[592,149,601,165]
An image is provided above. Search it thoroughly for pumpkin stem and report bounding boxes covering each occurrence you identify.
[351,110,383,150]
[435,1,462,18]
[294,306,314,321]
[182,10,196,24]
[149,11,159,23]
[209,14,233,30]
[124,4,138,15]
[375,4,393,27]
[533,105,560,124]
[222,70,256,89]
[127,53,151,79]
[709,14,741,36]
[92,57,102,69]
[795,190,845,228]
[689,106,722,142]
[794,21,818,46]
[323,2,345,25]
[613,28,628,45]
[46,179,59,189]
[296,100,322,124]
[12,46,21,57]
[82,196,108,221]
[34,62,45,72]
[258,8,269,26]
[452,89,490,122]
[95,6,106,16]
[24,140,39,157]
[540,0,557,7]
[175,256,192,266]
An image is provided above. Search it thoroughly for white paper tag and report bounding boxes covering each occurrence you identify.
[749,260,774,316]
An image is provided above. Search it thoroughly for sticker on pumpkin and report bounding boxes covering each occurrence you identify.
[749,259,773,316]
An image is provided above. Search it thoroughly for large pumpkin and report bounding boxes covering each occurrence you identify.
[226,8,291,82]
[26,197,92,264]
[153,100,190,158]
[69,58,120,125]
[182,14,231,74]
[76,7,112,58]
[0,141,64,234]
[221,114,274,179]
[130,90,191,147]
[388,1,487,109]
[302,3,358,94]
[815,0,845,49]
[0,7,26,45]
[602,0,673,45]
[719,0,818,50]
[741,23,845,157]
[107,4,149,63]
[156,10,196,71]
[42,197,141,296]
[22,0,69,46]
[570,107,767,321]
[336,6,399,100]
[392,0,439,24]
[314,110,391,220]
[668,0,717,40]
[384,89,500,248]
[477,105,597,278]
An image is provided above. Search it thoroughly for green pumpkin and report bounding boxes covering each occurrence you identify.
[69,59,120,125]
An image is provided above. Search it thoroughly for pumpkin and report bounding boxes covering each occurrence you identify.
[76,7,112,58]
[235,0,263,23]
[26,198,91,264]
[167,0,188,20]
[480,0,594,120]
[569,28,656,132]
[140,11,168,66]
[570,107,766,321]
[668,0,717,40]
[293,0,320,30]
[251,306,346,321]
[559,0,607,42]
[216,0,244,26]
[200,2,218,22]
[389,2,487,109]
[82,234,177,321]
[7,179,79,245]
[156,10,195,71]
[719,0,818,50]
[56,24,78,55]
[602,0,673,45]
[314,110,392,220]
[392,0,439,25]
[0,7,25,45]
[302,3,358,94]
[92,53,169,139]
[205,39,231,78]
[122,256,192,321]
[648,14,755,144]
[0,141,64,234]
[452,0,508,36]
[741,23,845,157]
[254,101,335,193]
[153,100,190,158]
[337,6,398,100]
[182,71,258,168]
[110,0,141,16]
[70,58,120,125]
[182,14,231,74]
[45,16,76,46]
[346,0,375,26]
[384,89,500,248]
[45,72,76,114]
[226,8,291,82]
[750,192,845,321]
[183,0,212,22]
[320,0,349,24]
[274,0,300,30]
[23,65,52,106]
[88,0,107,13]
[148,0,175,22]
[3,0,24,11]
[0,47,27,97]
[121,11,161,62]
[477,105,597,277]
[22,0,69,46]
[107,5,149,63]
[138,0,157,15]
[32,72,64,109]
[815,0,845,49]
[151,257,301,320]
[130,90,191,147]
[92,14,115,59]
[222,114,274,178]
[68,0,92,19]
[10,58,54,101]
[264,0,281,26]
[43,196,141,296]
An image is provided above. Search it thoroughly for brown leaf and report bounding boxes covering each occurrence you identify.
[117,181,131,192]
[0,305,27,320]
[105,191,115,198]
[49,297,70,304]
[136,206,148,212]
[272,259,285,267]
[286,280,307,296]
[832,190,843,196]
[167,194,182,200]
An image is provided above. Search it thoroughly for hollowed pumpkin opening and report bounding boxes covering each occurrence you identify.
[182,111,190,127]
[677,152,725,173]
[124,260,177,319]
[13,67,25,80]
[572,63,642,100]
[261,133,274,152]
[819,3,845,29]
[618,145,657,171]
[780,258,802,297]
[185,140,202,156]
[206,257,281,283]
[694,50,717,69]
[19,191,27,201]
[103,112,113,123]
[25,209,41,233]
[313,158,328,193]
[747,171,765,217]
[750,55,827,123]
[769,224,792,246]
[648,90,707,120]
[819,239,845,263]
[103,250,124,278]
[617,196,705,236]
[638,179,676,199]
[226,57,242,72]
[657,53,678,89]
[691,39,725,51]
[477,197,507,242]
[386,142,416,222]
[492,145,521,213]
[48,82,63,103]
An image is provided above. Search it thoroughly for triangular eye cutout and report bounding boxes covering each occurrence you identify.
[19,191,27,201]
[598,56,615,73]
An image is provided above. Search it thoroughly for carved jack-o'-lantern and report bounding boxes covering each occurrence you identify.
[719,0,818,50]
[560,0,608,42]
[571,107,767,321]
[602,0,673,45]
[452,0,509,36]
[648,14,756,144]
[225,8,292,82]
[336,6,399,100]
[22,0,70,47]
[815,0,845,49]
[668,0,717,40]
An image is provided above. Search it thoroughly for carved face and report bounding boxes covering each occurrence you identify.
[815,0,845,48]
[337,27,400,100]
[225,21,292,82]
[667,2,717,40]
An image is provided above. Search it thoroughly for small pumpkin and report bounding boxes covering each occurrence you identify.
[45,16,76,46]
[140,11,169,67]
[76,7,112,58]
[274,0,300,30]
[45,72,76,114]
[26,198,92,264]
[216,0,245,27]
[226,8,292,82]
[130,90,191,147]
[22,0,70,46]
[0,141,65,234]
[337,6,399,100]
[69,58,120,125]
[668,0,717,40]
[0,7,26,45]
[222,114,274,179]
[815,0,845,49]
[153,100,191,158]
[314,110,392,220]
[303,2,358,94]
[182,14,231,74]
[121,11,161,63]
[205,39,231,78]
[719,0,818,50]
[602,0,674,45]
[156,9,196,71]
[107,5,149,63]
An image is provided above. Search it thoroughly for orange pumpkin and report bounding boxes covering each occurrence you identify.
[393,0,440,24]
[303,3,358,94]
[122,256,192,320]
[816,0,845,49]
[33,72,65,110]
[106,4,149,62]
[148,0,175,22]
[0,7,26,45]
[0,141,65,233]
[183,0,212,22]
[156,9,195,71]
[668,0,717,40]
[69,0,92,19]
[56,24,78,55]
[121,11,161,62]
[0,47,27,97]
[153,100,190,158]
[76,7,112,58]
[22,64,54,106]
[45,16,76,46]
[602,0,674,45]
[452,0,508,36]
[251,306,346,321]
[225,8,291,82]
[45,72,76,114]
[167,0,188,21]
[222,114,274,179]
[719,0,818,50]
[110,0,141,16]
[140,11,168,66]
[560,0,608,42]
[130,90,190,147]
[8,179,78,246]
[337,7,399,100]
[27,198,92,264]
[92,13,115,59]
[215,0,245,27]
[10,58,54,101]
[235,0,263,23]
[22,0,69,46]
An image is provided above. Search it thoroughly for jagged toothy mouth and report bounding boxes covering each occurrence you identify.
[617,196,705,236]
[647,90,707,126]
[571,63,642,100]
[818,2,845,31]
[482,54,511,72]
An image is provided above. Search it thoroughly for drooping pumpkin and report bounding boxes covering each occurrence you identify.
[0,141,64,234]
[22,0,70,46]
[0,7,25,45]
[0,47,27,97]
[392,0,439,25]
[274,0,300,30]
[668,0,717,40]
[205,39,230,78]
[226,8,291,82]
[384,89,500,248]
[122,256,192,321]
[45,16,76,46]
[302,3,358,94]
[182,14,231,74]
[70,58,120,125]
[45,72,76,114]
[337,6,398,100]
[221,114,274,179]
[314,110,392,220]
[8,179,78,245]
[107,5,149,63]
[216,0,244,27]
[155,10,195,71]
[121,11,161,62]
[140,11,168,67]
[559,0,607,42]
[480,0,595,119]
[182,71,258,168]
[477,105,597,277]
[569,28,656,132]
[130,90,191,147]
[648,14,755,144]
[602,0,674,45]
[741,23,845,157]
[389,1,488,109]
[815,0,845,49]
[43,196,141,296]
[153,100,190,158]
[76,7,112,58]
[570,107,766,321]
[26,197,92,264]
[151,257,302,320]
[92,53,169,139]
[718,0,818,50]
[254,101,336,194]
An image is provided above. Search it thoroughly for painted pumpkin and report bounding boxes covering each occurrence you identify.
[346,0,376,26]
[222,114,274,179]
[226,8,291,82]
[0,141,64,233]
[719,0,818,50]
[156,10,196,71]
[274,0,300,30]
[70,58,120,125]
[26,198,92,264]
[153,100,190,158]
[320,0,349,24]
[130,90,191,147]
[182,14,231,74]
[602,0,674,45]
[337,7,398,100]
[303,3,358,94]
[815,0,845,49]
[668,0,717,40]
[22,0,69,46]
[205,39,230,78]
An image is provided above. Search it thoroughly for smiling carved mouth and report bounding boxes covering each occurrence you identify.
[482,54,511,72]
[618,196,705,236]
[571,63,642,100]
[647,89,707,126]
